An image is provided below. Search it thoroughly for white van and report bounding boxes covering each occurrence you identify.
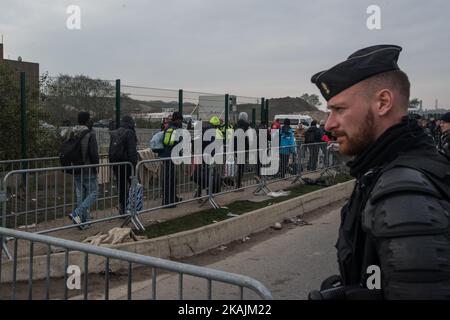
[274,114,313,129]
[181,114,200,130]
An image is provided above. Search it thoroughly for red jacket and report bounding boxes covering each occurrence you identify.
[271,121,281,129]
[322,134,330,143]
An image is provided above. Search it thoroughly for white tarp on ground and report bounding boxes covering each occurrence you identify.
[82,227,147,246]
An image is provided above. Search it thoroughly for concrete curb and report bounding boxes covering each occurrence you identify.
[1,180,354,282]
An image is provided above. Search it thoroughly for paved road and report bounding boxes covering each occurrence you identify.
[110,201,343,300]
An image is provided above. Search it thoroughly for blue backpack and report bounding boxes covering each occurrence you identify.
[149,131,165,152]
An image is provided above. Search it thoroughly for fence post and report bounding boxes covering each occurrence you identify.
[207,164,220,209]
[252,108,256,127]
[115,79,121,129]
[20,72,27,161]
[265,99,270,125]
[260,98,265,126]
[292,141,304,184]
[1,184,6,228]
[178,89,183,116]
[224,94,229,146]
[0,183,12,259]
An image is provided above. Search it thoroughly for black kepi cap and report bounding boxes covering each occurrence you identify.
[441,112,450,123]
[311,45,402,101]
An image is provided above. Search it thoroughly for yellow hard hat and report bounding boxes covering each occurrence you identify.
[210,116,220,126]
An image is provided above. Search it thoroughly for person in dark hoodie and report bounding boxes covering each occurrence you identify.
[109,115,138,216]
[234,112,250,188]
[67,111,99,229]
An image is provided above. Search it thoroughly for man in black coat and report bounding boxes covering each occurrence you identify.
[109,115,138,215]
[67,111,99,229]
[304,120,323,171]
[234,112,251,188]
[309,45,450,299]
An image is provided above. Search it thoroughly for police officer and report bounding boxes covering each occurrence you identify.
[161,111,183,208]
[439,112,450,159]
[309,45,450,299]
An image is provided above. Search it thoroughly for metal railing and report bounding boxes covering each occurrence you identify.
[0,153,110,183]
[0,226,273,300]
[1,162,134,234]
[133,141,344,214]
[0,142,345,236]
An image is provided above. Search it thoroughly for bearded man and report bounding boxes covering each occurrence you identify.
[308,45,450,300]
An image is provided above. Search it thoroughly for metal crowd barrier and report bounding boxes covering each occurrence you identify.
[1,162,134,234]
[0,142,345,235]
[300,142,346,172]
[132,142,341,215]
[0,154,110,183]
[0,226,273,300]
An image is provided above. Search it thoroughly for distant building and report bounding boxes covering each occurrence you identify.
[408,108,449,119]
[130,111,173,122]
[0,42,39,90]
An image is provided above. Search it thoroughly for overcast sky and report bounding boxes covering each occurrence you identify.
[1,0,449,110]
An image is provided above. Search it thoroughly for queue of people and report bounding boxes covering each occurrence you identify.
[62,106,450,238]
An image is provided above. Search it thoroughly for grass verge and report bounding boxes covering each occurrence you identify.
[137,173,352,239]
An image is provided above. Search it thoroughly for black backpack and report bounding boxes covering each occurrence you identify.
[109,128,128,162]
[59,129,91,167]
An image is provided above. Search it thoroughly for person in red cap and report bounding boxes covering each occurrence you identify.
[271,118,281,130]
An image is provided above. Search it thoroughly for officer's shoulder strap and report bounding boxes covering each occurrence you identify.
[369,166,443,204]
[380,152,450,199]
[362,166,449,238]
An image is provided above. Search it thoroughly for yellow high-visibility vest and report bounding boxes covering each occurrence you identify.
[219,125,234,142]
[163,128,177,147]
[215,128,224,140]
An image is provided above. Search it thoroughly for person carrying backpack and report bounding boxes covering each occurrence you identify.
[109,115,138,216]
[62,111,99,229]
